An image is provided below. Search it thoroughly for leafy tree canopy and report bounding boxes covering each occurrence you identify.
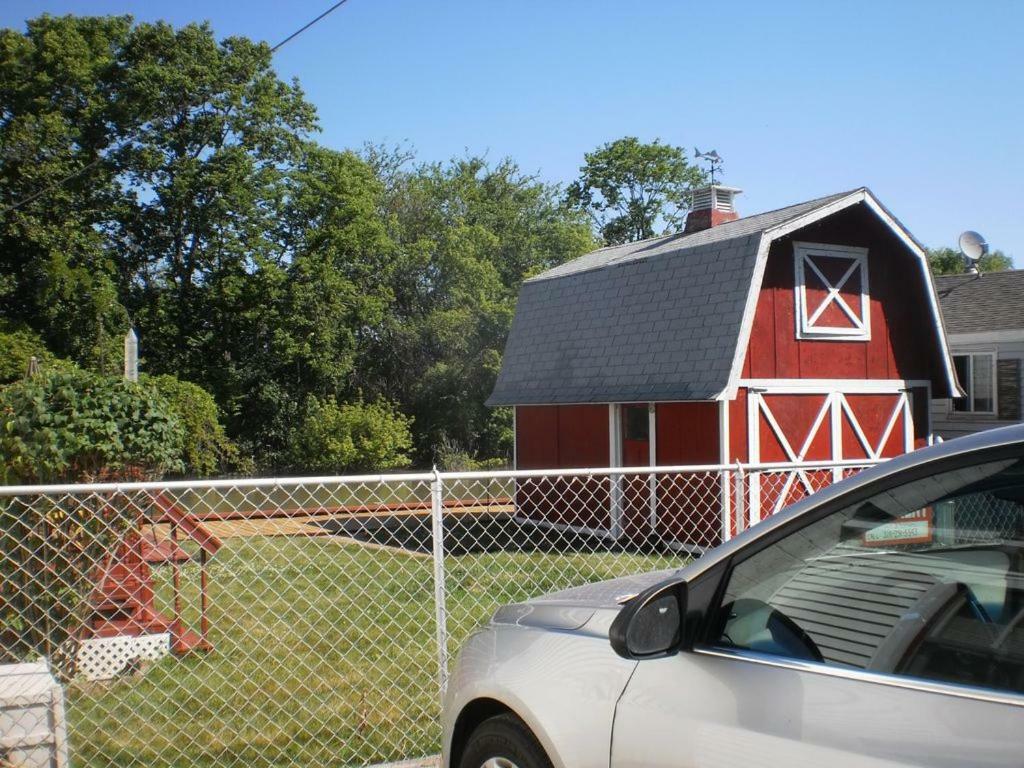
[566,137,705,245]
[927,246,1014,275]
[0,15,595,472]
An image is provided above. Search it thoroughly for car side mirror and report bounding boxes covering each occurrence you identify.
[609,578,687,660]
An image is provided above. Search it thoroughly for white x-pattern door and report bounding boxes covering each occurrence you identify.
[747,385,913,524]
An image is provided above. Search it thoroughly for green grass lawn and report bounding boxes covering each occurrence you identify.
[67,534,678,767]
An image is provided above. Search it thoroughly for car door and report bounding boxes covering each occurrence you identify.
[611,450,1024,768]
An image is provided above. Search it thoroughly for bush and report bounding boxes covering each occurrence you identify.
[0,369,185,670]
[0,368,184,484]
[434,437,509,471]
[290,398,413,474]
[0,323,66,385]
[144,374,246,478]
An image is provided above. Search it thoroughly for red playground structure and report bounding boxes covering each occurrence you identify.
[78,493,222,676]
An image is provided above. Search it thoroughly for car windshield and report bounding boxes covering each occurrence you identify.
[716,456,1024,693]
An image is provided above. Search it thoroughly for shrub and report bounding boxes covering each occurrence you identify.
[290,398,413,474]
[434,436,510,471]
[144,374,246,478]
[0,369,185,670]
[0,323,65,385]
[0,368,184,484]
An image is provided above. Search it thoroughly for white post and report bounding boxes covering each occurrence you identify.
[647,404,657,533]
[124,328,139,382]
[430,468,450,702]
[732,462,745,537]
[608,405,623,539]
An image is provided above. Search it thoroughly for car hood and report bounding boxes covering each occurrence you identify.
[490,569,679,633]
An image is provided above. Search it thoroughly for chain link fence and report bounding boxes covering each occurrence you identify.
[1,461,874,767]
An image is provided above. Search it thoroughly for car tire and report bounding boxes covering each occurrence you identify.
[458,713,553,768]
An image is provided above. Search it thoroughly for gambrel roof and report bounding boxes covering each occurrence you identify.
[487,188,959,406]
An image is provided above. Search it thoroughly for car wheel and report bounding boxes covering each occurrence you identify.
[458,713,553,768]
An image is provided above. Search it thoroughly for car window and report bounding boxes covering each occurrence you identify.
[709,456,1024,696]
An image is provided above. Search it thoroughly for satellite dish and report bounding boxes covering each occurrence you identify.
[959,230,989,262]
[958,230,988,275]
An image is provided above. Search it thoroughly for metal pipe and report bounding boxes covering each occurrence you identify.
[430,468,449,701]
[0,459,884,496]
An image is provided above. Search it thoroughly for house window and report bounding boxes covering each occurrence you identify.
[952,352,996,414]
[793,242,870,340]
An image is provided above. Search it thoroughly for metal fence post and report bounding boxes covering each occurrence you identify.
[430,467,450,702]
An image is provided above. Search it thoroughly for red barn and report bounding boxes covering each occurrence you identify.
[487,186,960,545]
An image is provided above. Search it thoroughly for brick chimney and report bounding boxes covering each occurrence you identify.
[684,184,742,234]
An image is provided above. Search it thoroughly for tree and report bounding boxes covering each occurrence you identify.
[927,247,1014,275]
[1,15,598,471]
[109,19,317,392]
[0,368,184,669]
[364,151,593,463]
[566,137,705,245]
[0,322,68,384]
[203,144,397,470]
[0,15,132,370]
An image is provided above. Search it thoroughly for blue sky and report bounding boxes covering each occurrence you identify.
[5,0,1024,260]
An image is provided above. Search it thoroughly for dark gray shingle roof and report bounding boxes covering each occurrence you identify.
[488,190,859,406]
[935,270,1024,334]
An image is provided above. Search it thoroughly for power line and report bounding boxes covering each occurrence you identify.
[271,0,350,52]
[2,0,352,216]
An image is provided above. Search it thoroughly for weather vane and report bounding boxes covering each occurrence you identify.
[694,148,724,185]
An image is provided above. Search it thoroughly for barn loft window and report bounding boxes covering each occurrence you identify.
[793,242,870,341]
[952,352,996,414]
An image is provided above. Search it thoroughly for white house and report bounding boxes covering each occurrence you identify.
[932,269,1024,439]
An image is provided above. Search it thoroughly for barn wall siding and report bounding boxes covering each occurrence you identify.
[654,402,720,464]
[742,207,940,385]
[653,402,722,545]
[515,404,611,531]
[514,404,610,468]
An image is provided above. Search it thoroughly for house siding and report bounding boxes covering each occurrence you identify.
[931,337,1024,439]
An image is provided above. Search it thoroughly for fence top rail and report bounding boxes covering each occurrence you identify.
[0,459,883,496]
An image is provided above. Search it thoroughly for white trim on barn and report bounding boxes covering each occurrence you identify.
[718,398,732,541]
[860,193,962,398]
[608,404,622,538]
[739,378,931,393]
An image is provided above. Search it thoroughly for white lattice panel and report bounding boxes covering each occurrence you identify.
[74,633,170,681]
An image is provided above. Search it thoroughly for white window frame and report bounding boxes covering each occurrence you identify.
[951,351,997,416]
[793,242,871,341]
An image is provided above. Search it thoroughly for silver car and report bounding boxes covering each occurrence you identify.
[442,425,1024,768]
